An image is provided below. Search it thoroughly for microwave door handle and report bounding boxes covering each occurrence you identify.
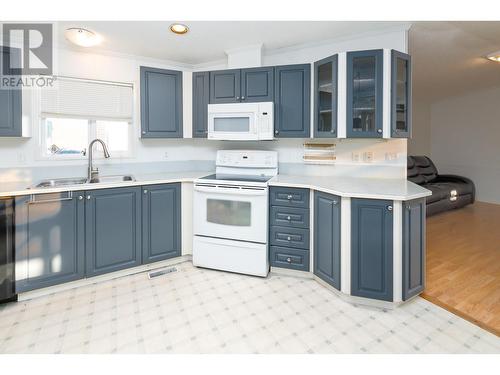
[194,185,267,196]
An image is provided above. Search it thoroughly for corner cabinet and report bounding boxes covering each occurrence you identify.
[140,66,183,138]
[391,50,412,138]
[0,47,22,137]
[346,49,384,138]
[314,54,338,137]
[351,198,393,302]
[274,64,311,138]
[85,187,142,277]
[402,198,425,300]
[15,192,85,292]
[142,183,181,264]
[313,191,341,290]
[192,71,209,138]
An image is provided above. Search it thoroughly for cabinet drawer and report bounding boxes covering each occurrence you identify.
[270,246,309,271]
[270,187,310,208]
[270,225,310,249]
[270,206,309,228]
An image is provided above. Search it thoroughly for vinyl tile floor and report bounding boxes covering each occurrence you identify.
[1,261,499,354]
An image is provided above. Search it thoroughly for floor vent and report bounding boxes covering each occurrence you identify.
[148,267,178,279]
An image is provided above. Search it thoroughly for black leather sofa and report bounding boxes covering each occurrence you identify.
[407,156,475,216]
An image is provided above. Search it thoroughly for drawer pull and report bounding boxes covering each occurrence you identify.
[286,257,292,263]
[333,200,338,205]
[387,205,393,211]
[287,236,291,241]
[287,215,291,221]
[287,194,293,200]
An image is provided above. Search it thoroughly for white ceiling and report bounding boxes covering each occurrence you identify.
[410,21,500,102]
[55,21,405,65]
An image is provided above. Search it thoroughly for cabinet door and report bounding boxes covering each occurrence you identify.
[391,50,412,138]
[209,69,241,103]
[142,183,181,264]
[346,50,383,138]
[314,54,338,137]
[313,192,341,290]
[0,47,22,137]
[274,64,311,138]
[402,198,426,300]
[15,191,85,292]
[85,187,141,277]
[351,198,393,301]
[140,66,183,138]
[192,71,209,138]
[241,67,274,102]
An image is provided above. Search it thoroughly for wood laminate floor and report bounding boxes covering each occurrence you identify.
[423,201,500,336]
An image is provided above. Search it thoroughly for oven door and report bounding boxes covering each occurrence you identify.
[208,104,258,140]
[193,184,268,243]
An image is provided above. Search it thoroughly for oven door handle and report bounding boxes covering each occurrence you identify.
[194,185,267,196]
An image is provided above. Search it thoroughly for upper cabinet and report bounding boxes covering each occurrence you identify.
[192,71,210,138]
[346,49,384,138]
[314,54,338,138]
[209,67,273,103]
[391,50,412,138]
[274,64,311,138]
[0,47,22,137]
[140,66,183,138]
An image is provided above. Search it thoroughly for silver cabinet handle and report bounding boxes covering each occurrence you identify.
[142,131,146,135]
[86,195,91,200]
[333,200,338,205]
[29,191,73,204]
[286,257,292,263]
[387,205,393,211]
[78,195,83,201]
[287,236,291,241]
[274,130,279,135]
[236,96,240,100]
[241,96,245,100]
[287,215,291,221]
[144,189,148,194]
[377,129,382,134]
[287,194,293,200]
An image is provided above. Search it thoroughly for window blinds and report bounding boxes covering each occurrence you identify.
[41,77,133,121]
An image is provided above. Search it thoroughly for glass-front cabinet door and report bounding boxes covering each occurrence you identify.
[314,54,338,137]
[391,50,412,138]
[346,49,383,138]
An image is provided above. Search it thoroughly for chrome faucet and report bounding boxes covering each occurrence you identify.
[88,139,111,181]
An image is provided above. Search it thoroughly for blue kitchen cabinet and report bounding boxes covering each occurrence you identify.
[313,191,341,290]
[391,50,412,138]
[142,183,181,264]
[241,67,274,102]
[85,187,141,277]
[351,198,393,301]
[0,47,22,137]
[209,69,241,103]
[346,50,384,138]
[274,64,311,138]
[140,66,183,138]
[402,198,426,300]
[192,71,209,138]
[15,191,85,292]
[314,54,338,137]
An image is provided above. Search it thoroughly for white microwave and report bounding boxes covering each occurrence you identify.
[207,102,274,141]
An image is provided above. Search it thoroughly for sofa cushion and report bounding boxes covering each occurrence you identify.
[424,184,449,203]
[412,156,438,183]
[407,156,426,185]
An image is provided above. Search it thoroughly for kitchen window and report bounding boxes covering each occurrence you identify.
[39,77,134,159]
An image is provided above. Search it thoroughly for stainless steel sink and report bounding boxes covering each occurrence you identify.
[89,175,135,184]
[32,175,135,188]
[33,177,88,188]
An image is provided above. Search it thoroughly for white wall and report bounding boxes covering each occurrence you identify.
[428,86,500,204]
[0,28,409,179]
[407,97,431,156]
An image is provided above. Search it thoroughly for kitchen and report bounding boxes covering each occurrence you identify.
[1,14,499,363]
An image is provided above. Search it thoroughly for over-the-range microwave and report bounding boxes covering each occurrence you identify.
[207,102,274,141]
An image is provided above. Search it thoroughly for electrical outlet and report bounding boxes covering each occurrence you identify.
[363,151,374,162]
[351,152,360,162]
[385,152,398,161]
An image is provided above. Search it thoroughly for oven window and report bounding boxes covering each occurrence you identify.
[207,199,251,226]
[213,117,250,132]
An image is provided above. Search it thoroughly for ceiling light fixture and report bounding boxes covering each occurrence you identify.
[486,50,500,62]
[169,23,189,35]
[65,28,102,47]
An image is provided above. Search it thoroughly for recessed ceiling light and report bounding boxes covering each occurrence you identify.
[170,23,189,35]
[65,28,102,47]
[486,50,500,62]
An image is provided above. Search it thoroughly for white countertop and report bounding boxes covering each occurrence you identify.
[268,174,431,201]
[0,171,430,201]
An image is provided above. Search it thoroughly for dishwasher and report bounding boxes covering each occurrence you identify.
[0,198,16,303]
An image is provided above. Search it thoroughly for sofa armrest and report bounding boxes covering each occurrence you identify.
[435,174,476,202]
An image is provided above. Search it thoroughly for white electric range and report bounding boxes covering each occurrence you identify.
[192,150,278,277]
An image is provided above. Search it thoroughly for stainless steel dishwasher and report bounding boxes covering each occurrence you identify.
[0,198,16,303]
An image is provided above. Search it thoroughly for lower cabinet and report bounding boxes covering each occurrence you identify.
[351,198,394,302]
[85,187,142,277]
[313,191,341,290]
[142,183,181,264]
[15,191,85,292]
[402,198,426,300]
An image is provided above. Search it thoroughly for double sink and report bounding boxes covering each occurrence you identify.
[32,175,135,189]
